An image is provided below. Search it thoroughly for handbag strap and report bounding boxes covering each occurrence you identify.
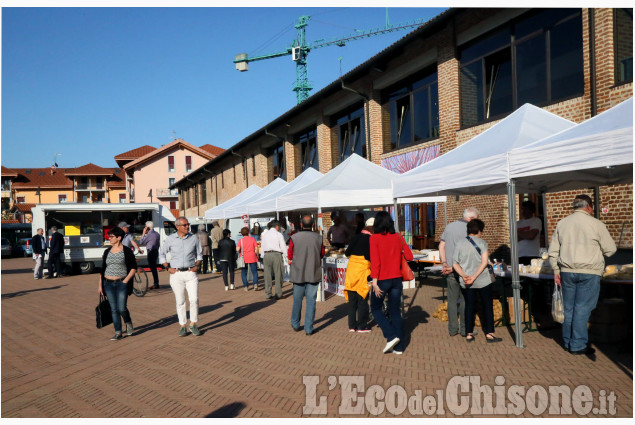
[466,236,493,272]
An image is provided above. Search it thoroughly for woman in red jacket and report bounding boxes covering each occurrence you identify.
[369,211,413,354]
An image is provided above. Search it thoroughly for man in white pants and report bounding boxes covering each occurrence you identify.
[160,217,203,337]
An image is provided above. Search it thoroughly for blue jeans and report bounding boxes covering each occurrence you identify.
[370,277,404,351]
[103,279,132,333]
[561,272,601,352]
[291,283,319,334]
[241,262,258,287]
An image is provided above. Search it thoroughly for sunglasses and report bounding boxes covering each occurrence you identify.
[177,223,190,227]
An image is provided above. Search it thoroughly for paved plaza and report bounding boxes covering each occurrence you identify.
[1,257,632,418]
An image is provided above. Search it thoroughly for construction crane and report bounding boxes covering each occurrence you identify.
[234,14,431,104]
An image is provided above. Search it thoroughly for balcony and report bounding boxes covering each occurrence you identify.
[156,188,178,198]
[75,183,105,191]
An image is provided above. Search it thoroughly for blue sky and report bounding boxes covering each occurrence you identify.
[1,6,447,168]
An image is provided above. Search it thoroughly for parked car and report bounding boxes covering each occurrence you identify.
[15,237,33,257]
[1,237,12,257]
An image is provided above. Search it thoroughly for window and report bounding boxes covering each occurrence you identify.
[93,194,103,203]
[268,143,286,180]
[460,9,583,127]
[294,128,318,171]
[252,155,256,176]
[2,178,11,191]
[233,164,237,184]
[168,155,175,172]
[200,182,207,204]
[387,70,439,150]
[80,194,89,203]
[185,188,191,209]
[59,194,68,203]
[78,177,88,190]
[169,201,177,210]
[168,178,176,196]
[95,178,103,190]
[185,156,192,172]
[337,105,367,163]
[615,8,633,84]
[16,196,25,204]
[221,171,224,189]
[118,193,126,204]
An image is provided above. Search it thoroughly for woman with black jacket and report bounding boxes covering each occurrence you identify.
[98,226,137,340]
[218,229,237,291]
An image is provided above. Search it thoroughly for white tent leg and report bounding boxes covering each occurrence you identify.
[317,206,325,302]
[508,179,524,348]
[393,199,399,232]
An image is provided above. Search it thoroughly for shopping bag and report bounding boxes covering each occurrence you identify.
[236,255,245,269]
[96,293,113,329]
[551,284,565,323]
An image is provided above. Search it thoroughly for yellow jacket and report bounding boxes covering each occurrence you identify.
[344,255,371,300]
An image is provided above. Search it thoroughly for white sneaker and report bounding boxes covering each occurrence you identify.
[225,286,228,291]
[230,284,234,290]
[383,337,400,353]
[393,350,403,355]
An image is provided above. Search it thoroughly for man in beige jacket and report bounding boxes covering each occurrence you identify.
[548,194,616,355]
[210,221,223,273]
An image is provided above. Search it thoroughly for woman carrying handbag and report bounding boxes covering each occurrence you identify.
[98,226,137,341]
[452,219,502,343]
[237,227,259,291]
[369,211,413,355]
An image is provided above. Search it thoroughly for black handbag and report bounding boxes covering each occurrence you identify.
[96,293,113,329]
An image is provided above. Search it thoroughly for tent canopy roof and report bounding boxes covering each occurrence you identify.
[204,184,262,220]
[222,178,288,219]
[394,103,576,197]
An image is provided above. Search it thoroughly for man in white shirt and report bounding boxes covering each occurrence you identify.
[260,220,286,300]
[517,201,542,265]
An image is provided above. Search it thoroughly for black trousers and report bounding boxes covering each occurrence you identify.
[48,253,62,277]
[346,290,370,330]
[147,248,159,285]
[201,255,210,274]
[219,261,235,286]
[212,248,220,271]
[462,284,495,335]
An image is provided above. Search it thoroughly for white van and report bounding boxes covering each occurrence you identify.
[31,203,177,274]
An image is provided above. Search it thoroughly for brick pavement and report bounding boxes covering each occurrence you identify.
[1,257,632,418]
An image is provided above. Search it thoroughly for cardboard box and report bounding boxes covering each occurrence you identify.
[506,297,530,323]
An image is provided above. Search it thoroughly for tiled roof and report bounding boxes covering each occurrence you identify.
[114,145,157,160]
[9,166,124,189]
[199,144,225,157]
[12,203,36,213]
[11,168,74,189]
[1,166,19,177]
[64,163,114,176]
[124,139,216,170]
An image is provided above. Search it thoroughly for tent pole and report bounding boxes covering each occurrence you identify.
[508,178,524,348]
[317,206,325,303]
[541,191,549,246]
[393,199,399,233]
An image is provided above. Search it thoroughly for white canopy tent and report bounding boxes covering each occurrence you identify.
[222,178,289,219]
[204,184,262,220]
[509,97,633,192]
[392,104,578,349]
[393,104,576,197]
[277,154,400,211]
[245,168,324,217]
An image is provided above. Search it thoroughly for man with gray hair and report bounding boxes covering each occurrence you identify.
[160,217,203,336]
[140,221,161,289]
[548,194,616,355]
[439,207,480,337]
[31,228,47,279]
[288,214,324,334]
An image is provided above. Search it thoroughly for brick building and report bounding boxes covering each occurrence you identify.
[174,8,633,253]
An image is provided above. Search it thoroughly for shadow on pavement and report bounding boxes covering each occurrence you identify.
[1,285,67,299]
[1,268,37,275]
[198,299,273,333]
[312,302,348,334]
[205,401,246,418]
[134,301,231,335]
